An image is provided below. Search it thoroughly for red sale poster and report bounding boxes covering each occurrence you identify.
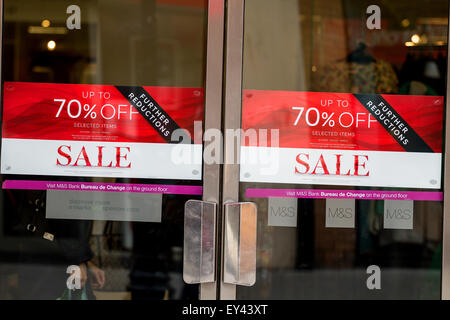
[1,82,204,180]
[240,90,444,189]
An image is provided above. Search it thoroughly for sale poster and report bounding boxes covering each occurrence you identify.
[241,90,444,189]
[1,82,204,180]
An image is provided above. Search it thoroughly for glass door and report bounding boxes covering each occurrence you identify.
[220,0,450,299]
[0,0,224,300]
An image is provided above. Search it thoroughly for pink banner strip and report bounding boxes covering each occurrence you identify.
[246,188,443,201]
[2,180,203,195]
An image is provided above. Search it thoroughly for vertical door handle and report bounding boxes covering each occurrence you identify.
[183,200,217,284]
[223,202,257,286]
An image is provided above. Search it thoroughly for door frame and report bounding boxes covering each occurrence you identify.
[441,1,450,301]
[219,0,245,300]
[200,0,226,300]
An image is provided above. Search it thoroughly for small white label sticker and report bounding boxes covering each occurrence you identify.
[43,232,55,241]
[384,200,413,230]
[326,199,355,228]
[268,197,297,227]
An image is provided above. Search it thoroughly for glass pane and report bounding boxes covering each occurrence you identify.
[238,0,447,299]
[0,0,207,300]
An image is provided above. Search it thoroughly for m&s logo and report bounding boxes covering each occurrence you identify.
[385,208,412,220]
[328,207,353,219]
[270,206,296,218]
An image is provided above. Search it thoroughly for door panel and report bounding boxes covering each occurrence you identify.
[0,0,215,300]
[223,0,449,300]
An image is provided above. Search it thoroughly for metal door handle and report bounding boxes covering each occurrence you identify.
[183,200,217,284]
[223,202,257,286]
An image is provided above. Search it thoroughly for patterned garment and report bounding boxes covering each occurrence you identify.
[316,60,398,94]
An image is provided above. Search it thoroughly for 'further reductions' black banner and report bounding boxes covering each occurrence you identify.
[116,86,192,144]
[355,94,433,153]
